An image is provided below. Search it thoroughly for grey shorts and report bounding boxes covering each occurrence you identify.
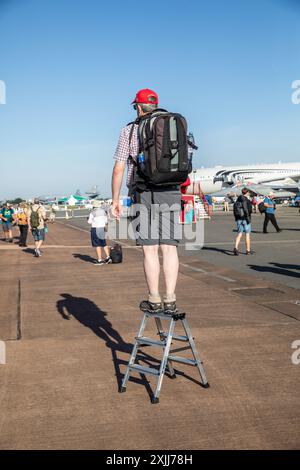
[135,188,181,246]
[2,222,12,232]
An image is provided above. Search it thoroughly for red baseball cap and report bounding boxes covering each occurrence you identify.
[131,88,159,105]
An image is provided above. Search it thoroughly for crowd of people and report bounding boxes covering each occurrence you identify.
[0,199,48,256]
[0,197,114,264]
[0,190,284,265]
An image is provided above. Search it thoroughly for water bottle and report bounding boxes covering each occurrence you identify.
[138,153,146,175]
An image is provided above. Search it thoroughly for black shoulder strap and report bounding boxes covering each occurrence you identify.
[128,118,140,147]
[242,197,250,216]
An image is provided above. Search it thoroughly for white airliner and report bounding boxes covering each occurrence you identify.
[189,162,300,195]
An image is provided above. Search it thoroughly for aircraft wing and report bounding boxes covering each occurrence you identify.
[211,184,295,198]
[254,173,300,185]
[243,184,295,198]
[211,187,243,197]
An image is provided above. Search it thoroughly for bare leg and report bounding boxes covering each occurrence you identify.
[245,233,251,251]
[96,247,102,260]
[103,246,110,258]
[142,245,160,298]
[235,233,243,250]
[160,244,179,300]
[36,240,43,250]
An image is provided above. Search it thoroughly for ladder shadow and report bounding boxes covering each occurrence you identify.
[137,349,206,387]
[56,293,164,399]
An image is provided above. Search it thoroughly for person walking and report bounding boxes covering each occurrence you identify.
[27,198,47,257]
[111,88,190,314]
[224,195,230,212]
[233,188,253,255]
[263,192,281,233]
[16,203,29,247]
[0,202,15,243]
[88,200,112,265]
[49,205,56,223]
[251,195,258,213]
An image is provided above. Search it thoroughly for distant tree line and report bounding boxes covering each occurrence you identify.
[2,197,25,205]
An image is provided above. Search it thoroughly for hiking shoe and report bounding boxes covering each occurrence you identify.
[139,300,163,313]
[246,250,255,255]
[104,257,112,264]
[233,248,239,256]
[9,238,13,243]
[164,301,177,315]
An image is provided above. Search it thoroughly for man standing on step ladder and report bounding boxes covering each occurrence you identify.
[112,89,195,315]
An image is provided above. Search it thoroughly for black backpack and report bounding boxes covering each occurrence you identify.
[233,200,246,219]
[110,244,123,264]
[129,109,196,191]
[258,201,266,214]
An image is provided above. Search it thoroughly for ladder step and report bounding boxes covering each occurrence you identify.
[161,333,189,342]
[136,337,166,347]
[144,311,168,319]
[168,355,198,366]
[128,364,160,376]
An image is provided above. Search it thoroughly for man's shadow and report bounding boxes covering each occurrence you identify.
[56,293,162,398]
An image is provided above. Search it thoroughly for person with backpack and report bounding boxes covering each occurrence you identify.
[27,198,47,257]
[263,192,282,233]
[88,200,112,265]
[233,188,253,255]
[111,88,193,315]
[0,202,15,243]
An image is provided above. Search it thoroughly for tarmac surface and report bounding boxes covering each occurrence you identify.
[0,210,300,450]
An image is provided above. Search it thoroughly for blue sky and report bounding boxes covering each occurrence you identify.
[0,0,299,199]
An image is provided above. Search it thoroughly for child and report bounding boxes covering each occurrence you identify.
[88,201,112,265]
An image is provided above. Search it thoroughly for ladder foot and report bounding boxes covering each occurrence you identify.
[151,397,160,404]
[119,386,127,393]
[202,382,210,388]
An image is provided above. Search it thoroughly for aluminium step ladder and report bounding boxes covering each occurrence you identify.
[120,310,209,404]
